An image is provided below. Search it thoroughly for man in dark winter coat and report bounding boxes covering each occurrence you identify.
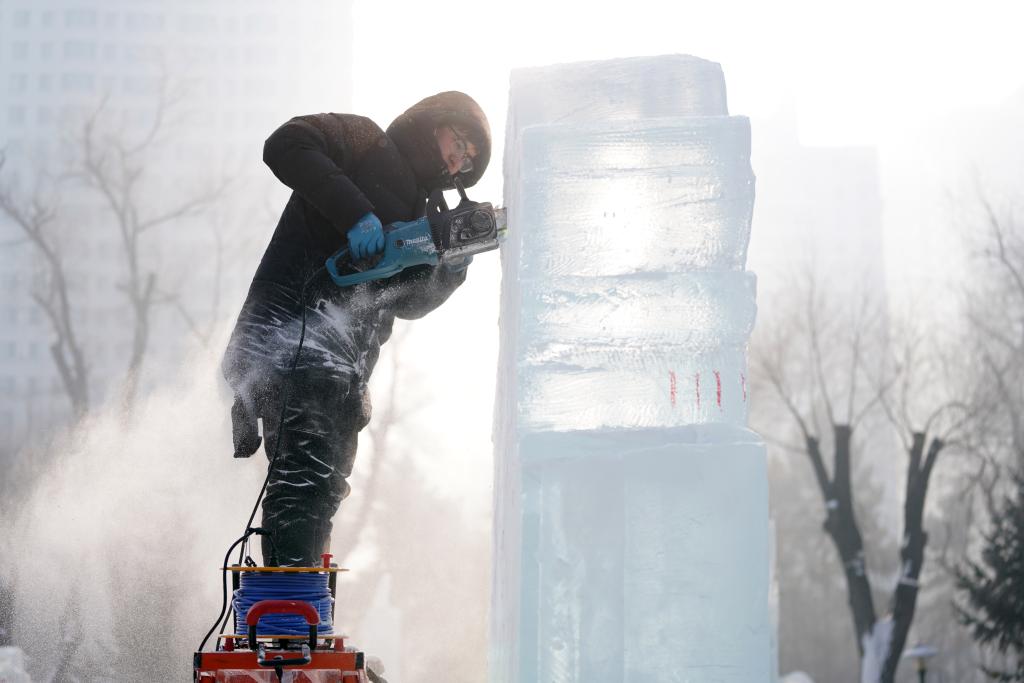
[223,91,491,566]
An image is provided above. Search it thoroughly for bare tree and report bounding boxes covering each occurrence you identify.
[73,90,227,408]
[952,194,1024,678]
[752,271,969,682]
[0,160,90,417]
[0,83,229,675]
[0,85,228,418]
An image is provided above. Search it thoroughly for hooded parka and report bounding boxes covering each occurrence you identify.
[222,92,491,566]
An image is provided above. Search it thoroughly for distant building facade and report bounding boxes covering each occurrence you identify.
[0,1,353,450]
[748,113,886,300]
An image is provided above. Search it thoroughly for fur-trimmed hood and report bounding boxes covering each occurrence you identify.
[386,91,491,191]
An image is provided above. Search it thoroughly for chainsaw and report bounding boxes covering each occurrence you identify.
[325,177,506,287]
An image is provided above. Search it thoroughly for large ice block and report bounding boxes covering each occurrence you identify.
[515,427,768,682]
[517,269,756,431]
[494,55,770,683]
[516,119,755,274]
[507,55,730,130]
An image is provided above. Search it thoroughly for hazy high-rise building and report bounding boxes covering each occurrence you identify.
[0,1,354,450]
[748,113,885,300]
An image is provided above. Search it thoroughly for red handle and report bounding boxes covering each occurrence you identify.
[246,600,320,626]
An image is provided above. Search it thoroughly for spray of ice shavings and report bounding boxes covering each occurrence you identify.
[7,342,266,679]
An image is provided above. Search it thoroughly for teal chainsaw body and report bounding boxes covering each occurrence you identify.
[325,179,506,287]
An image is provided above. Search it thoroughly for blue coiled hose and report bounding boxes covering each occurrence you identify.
[233,571,334,636]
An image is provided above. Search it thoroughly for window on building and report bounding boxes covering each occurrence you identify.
[61,73,95,93]
[40,43,54,60]
[12,42,29,60]
[13,10,31,28]
[243,45,276,66]
[123,76,159,95]
[59,104,89,124]
[37,107,53,124]
[9,74,28,93]
[65,9,97,28]
[8,107,26,126]
[4,272,21,290]
[244,14,273,32]
[125,13,165,31]
[64,41,97,61]
[178,13,216,33]
[123,44,161,62]
[38,74,52,92]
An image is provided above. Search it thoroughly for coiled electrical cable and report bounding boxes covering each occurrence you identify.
[233,571,334,636]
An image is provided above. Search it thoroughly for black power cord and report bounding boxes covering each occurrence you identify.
[197,268,322,654]
[197,190,452,655]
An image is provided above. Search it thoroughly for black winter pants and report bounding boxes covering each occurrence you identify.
[258,369,371,566]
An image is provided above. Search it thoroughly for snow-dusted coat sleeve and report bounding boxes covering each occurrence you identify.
[262,117,375,234]
[381,263,469,320]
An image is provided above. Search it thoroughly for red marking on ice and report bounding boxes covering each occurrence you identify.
[695,372,701,410]
[741,373,747,401]
[669,371,677,407]
[714,370,722,408]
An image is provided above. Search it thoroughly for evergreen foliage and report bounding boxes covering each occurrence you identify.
[957,473,1024,681]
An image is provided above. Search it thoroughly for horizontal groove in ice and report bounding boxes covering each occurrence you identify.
[517,424,764,460]
[519,117,752,175]
[517,349,750,432]
[517,271,757,348]
[516,184,753,274]
[515,127,754,274]
[519,341,748,371]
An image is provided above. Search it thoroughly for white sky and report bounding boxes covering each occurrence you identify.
[343,0,1024,507]
[350,0,1023,300]
[352,0,1022,147]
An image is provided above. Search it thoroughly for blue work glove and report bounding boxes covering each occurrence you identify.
[347,212,384,260]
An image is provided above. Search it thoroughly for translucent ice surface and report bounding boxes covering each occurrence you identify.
[506,55,730,130]
[517,270,756,431]
[516,119,755,275]
[493,55,770,683]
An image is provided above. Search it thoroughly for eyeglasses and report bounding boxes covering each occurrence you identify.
[449,126,475,174]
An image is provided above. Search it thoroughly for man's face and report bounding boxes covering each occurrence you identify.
[435,125,477,176]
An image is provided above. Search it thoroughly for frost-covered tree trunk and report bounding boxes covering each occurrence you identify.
[808,427,876,658]
[860,434,943,682]
[800,428,944,683]
[753,271,961,683]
